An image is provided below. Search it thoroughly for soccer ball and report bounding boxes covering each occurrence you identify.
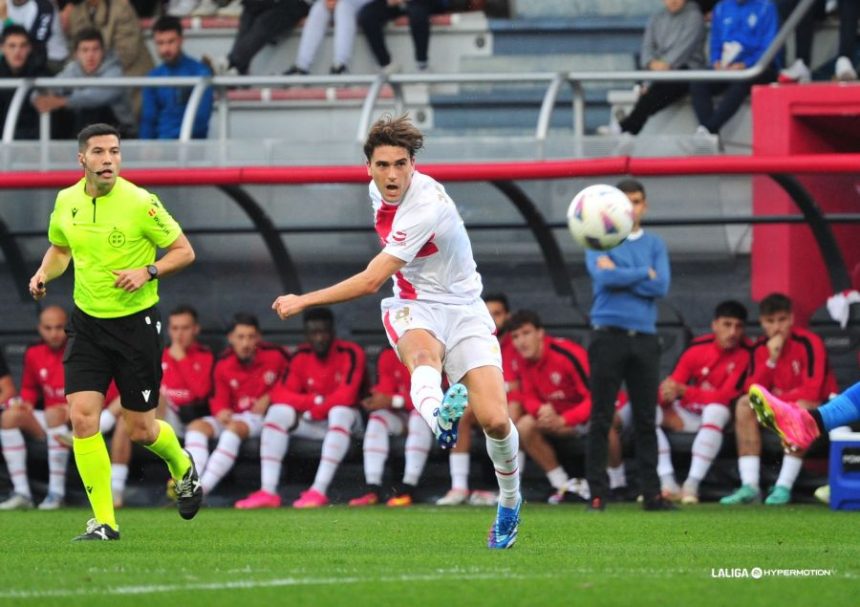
[566,184,634,251]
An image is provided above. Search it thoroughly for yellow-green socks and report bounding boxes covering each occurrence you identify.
[73,433,117,530]
[144,420,191,481]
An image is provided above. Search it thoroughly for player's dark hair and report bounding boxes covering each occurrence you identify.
[73,27,104,51]
[170,304,199,322]
[483,292,510,312]
[228,312,259,333]
[153,15,183,36]
[759,293,792,316]
[508,309,543,332]
[615,178,645,198]
[363,113,424,161]
[303,307,334,326]
[77,123,120,150]
[713,300,747,322]
[1,24,30,45]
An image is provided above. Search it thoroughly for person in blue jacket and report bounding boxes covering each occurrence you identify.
[140,16,213,140]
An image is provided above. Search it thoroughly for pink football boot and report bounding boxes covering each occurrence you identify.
[748,384,820,450]
[235,489,282,509]
[293,488,329,509]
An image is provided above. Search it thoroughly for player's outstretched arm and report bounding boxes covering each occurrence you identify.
[273,251,406,320]
[29,244,72,300]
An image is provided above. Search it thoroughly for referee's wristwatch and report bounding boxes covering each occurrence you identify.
[146,264,159,281]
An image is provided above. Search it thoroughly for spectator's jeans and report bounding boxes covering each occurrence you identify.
[689,66,776,134]
[229,0,311,74]
[586,329,661,501]
[619,80,690,135]
[358,0,448,67]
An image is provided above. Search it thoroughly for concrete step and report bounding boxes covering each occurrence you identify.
[488,16,647,55]
[511,0,655,19]
[459,51,637,73]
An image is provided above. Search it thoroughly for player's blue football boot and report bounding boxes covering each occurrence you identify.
[433,383,468,449]
[487,496,521,549]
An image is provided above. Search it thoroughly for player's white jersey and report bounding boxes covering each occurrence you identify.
[370,170,483,304]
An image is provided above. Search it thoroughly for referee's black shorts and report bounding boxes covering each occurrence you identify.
[64,305,164,412]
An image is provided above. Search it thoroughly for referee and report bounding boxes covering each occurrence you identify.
[29,123,202,540]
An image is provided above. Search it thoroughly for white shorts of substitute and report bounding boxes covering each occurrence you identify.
[290,408,363,441]
[380,297,502,384]
[199,411,264,439]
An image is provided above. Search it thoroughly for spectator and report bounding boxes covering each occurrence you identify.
[689,0,779,136]
[285,0,372,75]
[1,0,68,72]
[584,178,672,511]
[721,293,836,506]
[140,16,213,140]
[599,0,705,137]
[508,310,592,504]
[358,0,448,72]
[348,346,433,507]
[654,300,751,504]
[235,308,366,509]
[835,0,859,80]
[183,313,289,498]
[0,25,49,140]
[776,0,825,83]
[31,28,136,138]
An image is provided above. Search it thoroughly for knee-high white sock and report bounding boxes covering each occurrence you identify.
[311,407,353,495]
[260,405,295,494]
[1,428,30,498]
[656,427,675,479]
[607,463,626,489]
[111,463,129,497]
[449,452,470,491]
[517,450,527,477]
[687,405,729,482]
[485,424,520,508]
[776,454,803,490]
[410,366,444,430]
[183,429,210,473]
[362,415,389,486]
[739,455,760,488]
[201,430,241,494]
[547,466,569,491]
[99,409,116,434]
[46,425,70,498]
[403,412,432,486]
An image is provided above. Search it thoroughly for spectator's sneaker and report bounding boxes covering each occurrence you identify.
[284,65,309,76]
[38,493,64,510]
[435,488,469,506]
[835,56,858,81]
[764,485,792,506]
[190,0,219,16]
[293,488,328,509]
[433,383,468,449]
[166,0,199,16]
[468,490,498,506]
[586,496,605,512]
[235,489,281,509]
[330,64,349,75]
[0,493,33,510]
[174,450,203,520]
[814,484,830,504]
[720,485,761,505]
[487,497,521,549]
[72,518,119,542]
[748,384,820,450]
[386,493,413,507]
[778,59,812,83]
[217,0,242,17]
[348,492,380,507]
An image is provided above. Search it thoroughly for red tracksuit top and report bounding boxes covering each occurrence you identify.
[372,347,413,411]
[668,334,751,412]
[20,341,67,409]
[270,339,366,421]
[160,343,215,411]
[209,343,289,415]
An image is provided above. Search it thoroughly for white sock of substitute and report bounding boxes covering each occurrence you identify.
[410,366,444,430]
[403,412,432,485]
[776,455,803,490]
[183,430,210,473]
[546,466,569,491]
[1,428,30,498]
[656,427,675,479]
[311,407,352,495]
[485,424,520,508]
[111,463,129,497]
[607,464,626,489]
[688,406,728,482]
[517,450,527,476]
[260,405,295,494]
[449,452,470,491]
[99,409,116,434]
[201,430,241,494]
[738,455,760,488]
[362,414,389,486]
[46,425,70,498]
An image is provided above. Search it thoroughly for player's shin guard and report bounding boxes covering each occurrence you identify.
[311,407,353,495]
[200,430,241,494]
[260,405,295,494]
[362,414,390,486]
[403,411,432,485]
[410,366,444,430]
[73,433,116,529]
[485,424,520,509]
[1,428,31,498]
[46,426,70,498]
[144,420,191,481]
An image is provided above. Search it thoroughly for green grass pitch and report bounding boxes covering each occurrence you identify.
[0,504,856,606]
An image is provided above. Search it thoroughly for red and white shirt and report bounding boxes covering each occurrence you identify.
[372,347,413,410]
[210,343,289,415]
[20,341,67,410]
[160,343,215,412]
[668,334,751,413]
[371,170,483,304]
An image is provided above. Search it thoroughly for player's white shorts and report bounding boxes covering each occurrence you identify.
[380,297,502,384]
[617,402,663,430]
[199,411,264,439]
[290,408,363,440]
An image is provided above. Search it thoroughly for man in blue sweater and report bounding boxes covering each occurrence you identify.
[584,178,673,511]
[140,16,213,140]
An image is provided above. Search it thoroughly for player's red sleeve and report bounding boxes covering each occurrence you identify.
[372,350,398,396]
[669,348,695,386]
[316,344,366,419]
[779,333,829,403]
[174,350,215,402]
[208,362,231,415]
[275,353,316,412]
[562,397,591,427]
[517,369,543,416]
[19,348,40,405]
[683,349,750,407]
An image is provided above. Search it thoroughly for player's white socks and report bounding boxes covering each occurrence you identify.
[111,463,128,497]
[410,366,444,430]
[362,414,389,486]
[0,428,30,498]
[687,404,730,483]
[656,427,675,480]
[547,466,569,491]
[183,429,210,473]
[449,452,470,491]
[607,464,626,490]
[739,455,760,488]
[200,430,241,494]
[517,450,527,476]
[776,454,803,490]
[46,425,70,498]
[260,405,295,494]
[99,409,116,435]
[310,406,353,496]
[403,412,432,486]
[485,424,520,508]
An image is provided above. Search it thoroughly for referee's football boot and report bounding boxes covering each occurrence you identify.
[487,495,521,549]
[73,518,119,541]
[175,449,203,520]
[434,383,468,449]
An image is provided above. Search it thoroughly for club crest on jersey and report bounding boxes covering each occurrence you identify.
[230,379,239,389]
[792,360,801,375]
[108,229,126,248]
[39,368,48,380]
[264,371,277,385]
[551,372,562,385]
